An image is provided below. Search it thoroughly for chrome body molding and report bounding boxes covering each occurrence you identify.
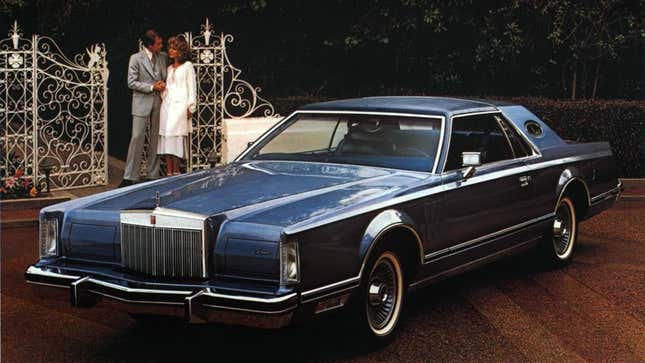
[423,213,554,261]
[590,181,623,204]
[201,289,298,304]
[300,276,361,299]
[357,221,425,278]
[409,236,542,290]
[555,176,591,212]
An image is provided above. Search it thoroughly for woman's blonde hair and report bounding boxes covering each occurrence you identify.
[168,36,191,63]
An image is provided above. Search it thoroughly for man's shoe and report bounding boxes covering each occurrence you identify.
[118,179,134,188]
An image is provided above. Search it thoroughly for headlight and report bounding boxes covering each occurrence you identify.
[280,240,299,285]
[39,217,58,258]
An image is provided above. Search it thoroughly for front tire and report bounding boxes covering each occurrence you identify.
[353,249,406,346]
[540,196,578,266]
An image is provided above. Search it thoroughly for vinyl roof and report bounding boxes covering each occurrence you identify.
[300,96,515,117]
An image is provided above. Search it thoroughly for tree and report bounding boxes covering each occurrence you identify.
[537,0,645,99]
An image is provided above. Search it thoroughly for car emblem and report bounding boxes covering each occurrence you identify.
[150,215,156,225]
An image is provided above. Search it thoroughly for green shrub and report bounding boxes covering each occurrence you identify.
[271,96,645,177]
[506,98,645,177]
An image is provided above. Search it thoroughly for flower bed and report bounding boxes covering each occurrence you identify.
[1,168,42,200]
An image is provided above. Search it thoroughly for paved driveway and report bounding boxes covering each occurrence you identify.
[2,198,643,362]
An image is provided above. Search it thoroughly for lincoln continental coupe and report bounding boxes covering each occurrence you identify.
[26,97,621,344]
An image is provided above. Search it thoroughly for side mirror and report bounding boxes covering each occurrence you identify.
[461,151,481,179]
[462,151,481,167]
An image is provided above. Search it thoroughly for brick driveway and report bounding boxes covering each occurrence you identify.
[2,198,644,362]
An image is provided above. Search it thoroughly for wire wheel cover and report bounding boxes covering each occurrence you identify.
[553,200,574,257]
[366,255,401,333]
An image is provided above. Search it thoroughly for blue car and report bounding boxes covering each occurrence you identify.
[26,97,622,344]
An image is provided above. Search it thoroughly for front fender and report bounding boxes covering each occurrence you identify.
[357,209,423,278]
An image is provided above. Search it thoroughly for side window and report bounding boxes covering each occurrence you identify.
[494,115,532,158]
[445,114,514,171]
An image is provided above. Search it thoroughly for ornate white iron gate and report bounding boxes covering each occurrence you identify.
[0,22,108,190]
[185,19,277,169]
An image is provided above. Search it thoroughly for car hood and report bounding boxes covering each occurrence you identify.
[80,161,427,225]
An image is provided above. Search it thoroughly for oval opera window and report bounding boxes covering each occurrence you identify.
[524,120,544,138]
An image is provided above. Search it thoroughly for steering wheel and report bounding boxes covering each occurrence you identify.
[395,147,430,157]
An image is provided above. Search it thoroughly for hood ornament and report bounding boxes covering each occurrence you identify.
[154,191,160,209]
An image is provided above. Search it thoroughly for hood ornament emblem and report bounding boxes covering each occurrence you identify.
[151,191,160,225]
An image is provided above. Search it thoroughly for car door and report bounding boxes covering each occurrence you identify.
[425,112,535,272]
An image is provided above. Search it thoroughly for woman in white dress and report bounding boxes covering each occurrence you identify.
[158,36,196,176]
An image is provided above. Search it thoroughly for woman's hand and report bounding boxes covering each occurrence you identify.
[187,109,193,119]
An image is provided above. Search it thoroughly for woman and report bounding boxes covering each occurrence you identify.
[158,36,196,176]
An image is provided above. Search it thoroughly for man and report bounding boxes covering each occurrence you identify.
[119,29,168,187]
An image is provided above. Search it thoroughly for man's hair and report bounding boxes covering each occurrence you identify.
[142,29,159,47]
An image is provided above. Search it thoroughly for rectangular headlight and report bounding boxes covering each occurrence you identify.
[280,240,299,285]
[39,217,58,258]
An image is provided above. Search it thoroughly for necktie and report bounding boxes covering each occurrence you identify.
[151,54,157,71]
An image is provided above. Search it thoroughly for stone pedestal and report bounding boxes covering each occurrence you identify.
[222,116,282,163]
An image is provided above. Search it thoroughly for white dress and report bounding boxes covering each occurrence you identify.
[158,61,196,158]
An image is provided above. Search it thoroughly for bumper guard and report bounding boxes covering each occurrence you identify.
[25,266,297,329]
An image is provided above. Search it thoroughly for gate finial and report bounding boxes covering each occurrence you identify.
[202,18,212,45]
[10,21,21,49]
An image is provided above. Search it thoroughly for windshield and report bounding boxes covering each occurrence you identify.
[242,113,443,172]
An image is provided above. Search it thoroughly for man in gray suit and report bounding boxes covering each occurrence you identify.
[120,29,168,187]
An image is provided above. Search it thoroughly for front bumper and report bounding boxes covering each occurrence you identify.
[25,265,298,329]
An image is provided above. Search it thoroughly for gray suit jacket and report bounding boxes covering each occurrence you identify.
[127,50,168,116]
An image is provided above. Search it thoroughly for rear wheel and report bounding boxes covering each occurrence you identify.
[540,196,578,266]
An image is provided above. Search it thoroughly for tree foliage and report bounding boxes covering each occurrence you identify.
[0,0,642,99]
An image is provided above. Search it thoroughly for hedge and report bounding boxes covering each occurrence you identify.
[270,96,645,177]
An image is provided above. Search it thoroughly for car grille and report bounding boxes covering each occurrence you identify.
[120,223,206,278]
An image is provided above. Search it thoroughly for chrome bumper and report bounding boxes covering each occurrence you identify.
[25,266,297,329]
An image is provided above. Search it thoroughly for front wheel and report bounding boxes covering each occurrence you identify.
[540,196,578,266]
[352,249,406,346]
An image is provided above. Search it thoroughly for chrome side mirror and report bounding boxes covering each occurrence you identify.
[462,151,481,167]
[461,151,481,179]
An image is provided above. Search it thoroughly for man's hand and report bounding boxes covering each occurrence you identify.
[153,81,166,92]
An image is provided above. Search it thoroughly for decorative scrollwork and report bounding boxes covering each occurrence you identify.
[1,21,108,190]
[186,18,279,170]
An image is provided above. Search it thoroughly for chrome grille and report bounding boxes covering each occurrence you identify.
[121,223,206,278]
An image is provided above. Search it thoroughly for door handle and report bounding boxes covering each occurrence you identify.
[519,175,532,187]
